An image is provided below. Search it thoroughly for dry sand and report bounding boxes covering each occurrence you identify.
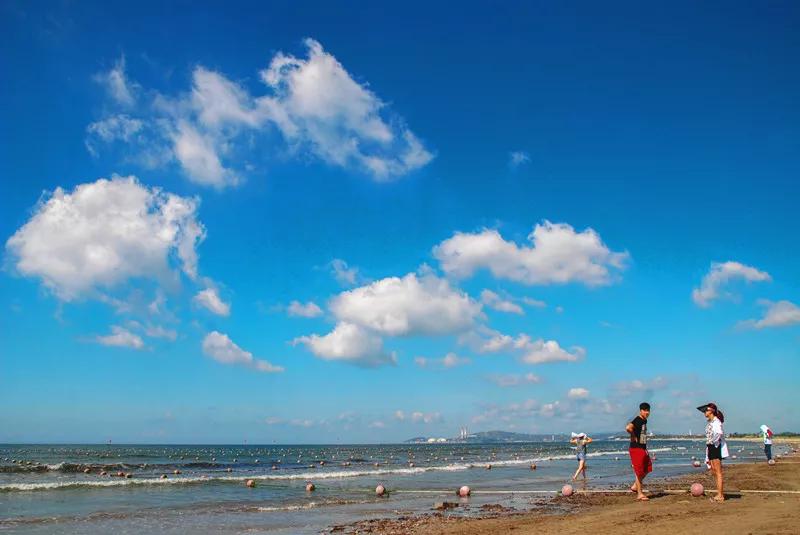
[335,445,800,534]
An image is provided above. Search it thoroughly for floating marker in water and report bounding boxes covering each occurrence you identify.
[160,474,167,479]
[376,484,386,496]
[561,484,574,497]
[174,469,181,474]
[692,460,701,467]
[690,483,704,497]
[485,464,492,470]
[458,485,471,497]
[306,482,315,492]
[530,463,537,470]
[246,479,256,488]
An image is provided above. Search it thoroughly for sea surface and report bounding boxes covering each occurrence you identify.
[0,440,788,533]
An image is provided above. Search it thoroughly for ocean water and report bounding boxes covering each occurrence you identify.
[0,440,788,533]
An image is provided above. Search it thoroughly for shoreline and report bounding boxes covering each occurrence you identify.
[333,443,800,534]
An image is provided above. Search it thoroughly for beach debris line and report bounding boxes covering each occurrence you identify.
[690,483,704,496]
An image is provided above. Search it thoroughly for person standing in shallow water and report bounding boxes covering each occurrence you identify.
[570,432,593,480]
[626,402,652,501]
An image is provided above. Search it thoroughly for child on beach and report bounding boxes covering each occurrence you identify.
[626,402,652,501]
[570,432,593,480]
[761,424,773,461]
[699,402,728,502]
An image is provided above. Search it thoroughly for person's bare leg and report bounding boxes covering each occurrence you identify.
[572,460,584,480]
[712,460,724,501]
[634,473,648,500]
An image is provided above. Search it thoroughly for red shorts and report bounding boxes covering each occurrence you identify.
[629,447,652,479]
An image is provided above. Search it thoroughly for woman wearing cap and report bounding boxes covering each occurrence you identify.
[699,402,728,502]
[570,432,593,480]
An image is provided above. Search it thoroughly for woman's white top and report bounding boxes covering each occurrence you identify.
[704,417,729,462]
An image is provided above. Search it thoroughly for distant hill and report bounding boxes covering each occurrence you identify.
[405,430,572,444]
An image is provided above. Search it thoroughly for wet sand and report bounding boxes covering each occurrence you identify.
[335,445,800,534]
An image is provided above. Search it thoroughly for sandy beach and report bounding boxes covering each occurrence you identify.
[338,445,800,534]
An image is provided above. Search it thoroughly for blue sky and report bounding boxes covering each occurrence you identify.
[1,1,799,443]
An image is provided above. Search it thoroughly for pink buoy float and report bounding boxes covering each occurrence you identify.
[375,484,386,496]
[458,485,471,497]
[690,483,704,497]
[530,463,536,470]
[246,479,256,488]
[692,460,701,467]
[306,482,315,492]
[561,484,574,497]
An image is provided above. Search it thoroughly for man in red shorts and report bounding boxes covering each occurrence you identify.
[626,402,652,501]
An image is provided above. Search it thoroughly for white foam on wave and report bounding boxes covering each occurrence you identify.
[0,447,676,492]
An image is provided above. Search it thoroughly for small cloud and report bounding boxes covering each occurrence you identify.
[414,356,428,368]
[287,300,323,318]
[202,331,283,373]
[692,261,771,307]
[330,258,361,286]
[94,55,138,106]
[480,289,523,315]
[442,352,471,368]
[522,297,546,308]
[567,387,590,399]
[194,287,231,316]
[738,299,800,329]
[144,324,178,341]
[368,420,386,429]
[95,325,145,350]
[508,151,530,168]
[264,417,284,425]
[487,373,543,387]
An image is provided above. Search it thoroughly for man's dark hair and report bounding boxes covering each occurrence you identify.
[639,402,651,411]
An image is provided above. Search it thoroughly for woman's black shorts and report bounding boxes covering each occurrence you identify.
[707,443,722,460]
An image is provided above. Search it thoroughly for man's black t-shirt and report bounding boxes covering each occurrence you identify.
[630,415,648,449]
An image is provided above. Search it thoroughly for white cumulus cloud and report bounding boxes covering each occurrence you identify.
[202,331,283,373]
[88,39,433,187]
[6,176,205,301]
[433,221,628,286]
[329,271,482,336]
[293,322,396,367]
[692,261,771,307]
